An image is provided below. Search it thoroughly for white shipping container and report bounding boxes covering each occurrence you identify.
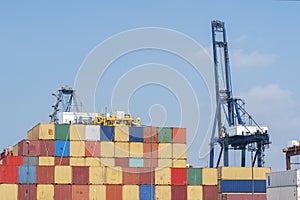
[228,125,268,136]
[267,186,300,200]
[58,112,99,124]
[267,170,300,188]
[85,125,100,141]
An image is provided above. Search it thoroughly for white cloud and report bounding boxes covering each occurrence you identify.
[231,49,276,68]
[238,84,300,169]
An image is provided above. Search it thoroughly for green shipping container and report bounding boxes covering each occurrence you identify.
[55,124,70,140]
[187,168,202,185]
[158,128,172,143]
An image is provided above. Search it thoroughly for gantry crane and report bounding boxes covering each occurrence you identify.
[209,20,271,168]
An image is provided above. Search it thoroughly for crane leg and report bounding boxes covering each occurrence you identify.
[241,148,246,167]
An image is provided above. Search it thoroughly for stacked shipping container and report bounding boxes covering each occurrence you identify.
[218,167,270,200]
[0,123,270,200]
[267,169,300,200]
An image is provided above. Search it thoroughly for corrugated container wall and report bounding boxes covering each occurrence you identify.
[156,186,171,200]
[18,184,37,200]
[36,184,54,200]
[267,169,300,188]
[123,185,139,200]
[28,123,55,140]
[267,186,300,200]
[0,184,18,200]
[54,184,72,200]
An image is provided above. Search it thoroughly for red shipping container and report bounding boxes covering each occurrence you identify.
[172,128,186,143]
[143,143,158,159]
[55,157,70,166]
[18,140,40,156]
[18,184,37,200]
[72,166,89,184]
[203,185,218,200]
[39,140,55,156]
[72,185,89,200]
[0,165,18,183]
[171,168,187,185]
[85,141,100,157]
[222,193,266,200]
[54,185,72,200]
[106,185,122,200]
[115,158,129,168]
[123,168,140,185]
[144,127,158,143]
[36,166,54,184]
[172,185,187,200]
[144,158,158,168]
[2,156,24,165]
[139,168,155,185]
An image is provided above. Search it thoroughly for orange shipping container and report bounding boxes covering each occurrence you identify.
[72,185,89,200]
[172,128,186,143]
[106,185,122,200]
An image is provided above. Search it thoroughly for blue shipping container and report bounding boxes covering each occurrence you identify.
[18,166,36,183]
[130,127,144,142]
[140,185,155,200]
[220,180,266,193]
[23,156,38,166]
[55,140,70,157]
[129,158,144,167]
[100,126,115,141]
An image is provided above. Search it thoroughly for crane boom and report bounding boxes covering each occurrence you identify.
[209,20,271,168]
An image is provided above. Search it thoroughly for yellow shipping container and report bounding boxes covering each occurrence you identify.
[172,144,186,159]
[106,166,123,184]
[114,126,129,142]
[70,157,86,166]
[0,184,18,200]
[89,185,106,200]
[0,160,2,165]
[130,142,144,158]
[70,124,86,141]
[202,168,218,185]
[70,141,85,157]
[155,167,171,185]
[28,123,55,140]
[38,156,54,166]
[85,157,102,166]
[158,143,172,158]
[156,186,171,200]
[158,158,172,168]
[187,186,203,200]
[115,142,130,157]
[37,184,54,200]
[123,185,139,200]
[101,142,115,157]
[219,167,271,180]
[55,166,72,184]
[172,159,187,168]
[254,167,271,180]
[13,144,18,156]
[100,158,115,166]
[89,166,106,184]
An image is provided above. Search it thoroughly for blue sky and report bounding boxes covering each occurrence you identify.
[0,1,299,171]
